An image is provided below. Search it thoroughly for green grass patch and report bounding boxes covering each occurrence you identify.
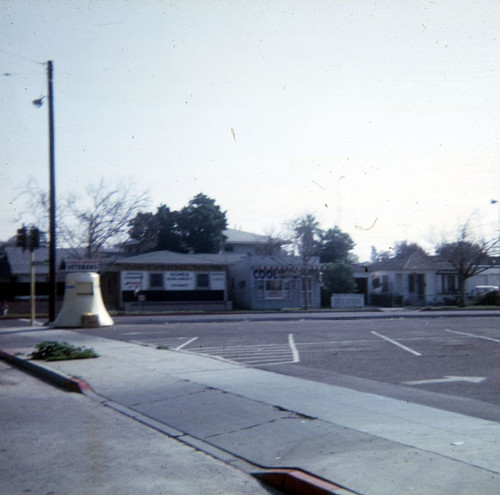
[31,341,99,361]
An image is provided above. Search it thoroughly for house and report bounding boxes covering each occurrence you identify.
[116,250,234,312]
[369,252,437,306]
[229,253,321,310]
[222,229,321,309]
[222,229,285,255]
[368,252,500,306]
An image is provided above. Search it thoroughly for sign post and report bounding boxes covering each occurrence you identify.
[16,225,40,326]
[30,250,35,327]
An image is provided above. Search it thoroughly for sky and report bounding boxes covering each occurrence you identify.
[1,0,499,261]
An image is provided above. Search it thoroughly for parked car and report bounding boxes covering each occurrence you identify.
[471,285,499,297]
[472,285,499,305]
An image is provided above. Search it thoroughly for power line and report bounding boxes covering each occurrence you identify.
[2,70,45,77]
[0,47,45,66]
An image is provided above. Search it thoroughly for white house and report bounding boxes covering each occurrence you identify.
[369,252,500,306]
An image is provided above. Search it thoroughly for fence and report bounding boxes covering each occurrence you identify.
[330,293,365,309]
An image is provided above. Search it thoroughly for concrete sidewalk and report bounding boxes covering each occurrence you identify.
[2,324,500,494]
[0,360,276,495]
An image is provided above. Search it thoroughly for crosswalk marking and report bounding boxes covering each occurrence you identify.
[185,333,300,367]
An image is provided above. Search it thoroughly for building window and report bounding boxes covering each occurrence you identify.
[409,273,425,294]
[442,274,457,293]
[283,280,291,299]
[196,273,210,289]
[409,274,415,293]
[256,279,292,300]
[266,279,283,299]
[149,273,164,289]
[382,276,389,293]
[257,280,265,299]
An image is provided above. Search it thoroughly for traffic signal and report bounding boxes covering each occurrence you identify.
[15,226,40,252]
[28,227,40,251]
[16,227,27,251]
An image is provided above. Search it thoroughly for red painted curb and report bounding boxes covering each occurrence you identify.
[256,469,358,495]
[0,348,91,394]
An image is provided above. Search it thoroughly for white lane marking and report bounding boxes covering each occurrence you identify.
[370,331,422,356]
[175,336,198,350]
[123,330,177,335]
[288,333,300,363]
[199,347,290,355]
[404,375,486,385]
[197,343,293,351]
[445,329,500,344]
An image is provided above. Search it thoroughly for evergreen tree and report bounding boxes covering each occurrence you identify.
[178,193,227,253]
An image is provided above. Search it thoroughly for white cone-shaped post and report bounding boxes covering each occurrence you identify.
[53,272,113,328]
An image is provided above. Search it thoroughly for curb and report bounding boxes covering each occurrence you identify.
[255,469,361,495]
[123,311,500,326]
[0,348,91,393]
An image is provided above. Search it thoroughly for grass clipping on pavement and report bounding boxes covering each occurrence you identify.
[31,341,99,361]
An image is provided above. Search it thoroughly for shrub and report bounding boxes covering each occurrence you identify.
[31,341,99,361]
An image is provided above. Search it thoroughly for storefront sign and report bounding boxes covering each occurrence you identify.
[165,271,195,290]
[210,272,226,290]
[122,271,145,291]
[253,268,278,280]
[66,259,99,272]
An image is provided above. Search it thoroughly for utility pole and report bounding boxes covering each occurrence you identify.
[47,60,56,322]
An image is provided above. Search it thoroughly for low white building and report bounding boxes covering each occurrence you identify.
[369,253,499,306]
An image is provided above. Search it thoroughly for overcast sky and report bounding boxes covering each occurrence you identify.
[1,0,499,261]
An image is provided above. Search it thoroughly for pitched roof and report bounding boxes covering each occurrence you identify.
[223,229,272,245]
[4,247,119,275]
[116,250,237,267]
[370,252,439,271]
[429,256,456,272]
[247,254,320,268]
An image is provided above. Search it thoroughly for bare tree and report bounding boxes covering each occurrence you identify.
[436,222,498,307]
[254,228,289,256]
[70,178,149,257]
[17,177,149,258]
[15,178,74,249]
